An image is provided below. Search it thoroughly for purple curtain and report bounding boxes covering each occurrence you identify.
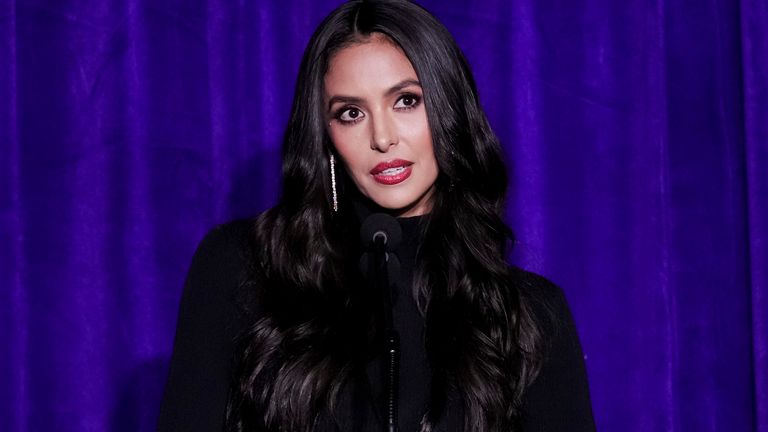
[1,0,766,430]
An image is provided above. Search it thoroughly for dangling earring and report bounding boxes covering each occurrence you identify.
[330,154,338,212]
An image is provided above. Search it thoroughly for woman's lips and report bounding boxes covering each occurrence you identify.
[370,159,414,185]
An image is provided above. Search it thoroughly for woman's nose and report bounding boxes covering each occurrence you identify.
[370,114,398,152]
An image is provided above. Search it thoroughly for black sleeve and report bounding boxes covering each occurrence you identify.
[517,271,596,431]
[157,221,254,432]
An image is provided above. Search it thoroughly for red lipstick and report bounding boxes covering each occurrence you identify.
[370,159,413,185]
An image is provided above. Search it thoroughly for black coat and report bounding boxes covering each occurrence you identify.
[157,218,595,431]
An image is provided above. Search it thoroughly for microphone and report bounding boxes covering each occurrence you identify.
[359,212,402,252]
[359,213,401,283]
[358,213,401,432]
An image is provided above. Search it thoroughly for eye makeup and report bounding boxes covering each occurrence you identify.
[331,92,423,126]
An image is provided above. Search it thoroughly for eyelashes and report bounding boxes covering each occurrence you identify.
[332,93,422,126]
[394,94,420,110]
[335,107,365,124]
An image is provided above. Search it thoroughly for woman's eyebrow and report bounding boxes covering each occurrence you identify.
[327,95,364,111]
[384,79,421,97]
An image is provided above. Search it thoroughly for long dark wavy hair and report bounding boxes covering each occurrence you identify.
[226,1,544,431]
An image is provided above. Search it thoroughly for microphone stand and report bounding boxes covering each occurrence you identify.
[372,234,400,432]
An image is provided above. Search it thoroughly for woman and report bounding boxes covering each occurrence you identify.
[158,1,595,431]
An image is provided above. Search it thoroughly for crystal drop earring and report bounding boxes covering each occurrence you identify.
[330,154,338,212]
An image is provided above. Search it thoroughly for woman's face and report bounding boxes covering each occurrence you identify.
[324,34,439,217]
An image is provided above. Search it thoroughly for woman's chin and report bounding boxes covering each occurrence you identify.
[368,199,427,217]
[360,186,434,217]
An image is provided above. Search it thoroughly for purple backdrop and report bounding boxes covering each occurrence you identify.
[1,0,766,431]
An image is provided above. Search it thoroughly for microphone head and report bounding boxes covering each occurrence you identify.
[359,213,402,252]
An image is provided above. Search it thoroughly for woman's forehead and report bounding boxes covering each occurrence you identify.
[324,36,418,99]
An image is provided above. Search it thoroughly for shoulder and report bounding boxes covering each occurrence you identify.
[183,218,261,318]
[508,266,581,353]
[186,218,261,282]
[510,268,597,429]
[191,218,257,265]
[158,218,260,431]
[509,266,565,301]
[509,267,571,321]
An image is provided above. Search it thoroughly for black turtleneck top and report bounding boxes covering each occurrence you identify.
[157,217,596,431]
[389,215,431,429]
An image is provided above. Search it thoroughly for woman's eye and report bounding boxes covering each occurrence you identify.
[394,94,421,110]
[338,107,364,123]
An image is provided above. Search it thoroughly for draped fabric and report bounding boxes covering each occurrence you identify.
[1,0,765,430]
